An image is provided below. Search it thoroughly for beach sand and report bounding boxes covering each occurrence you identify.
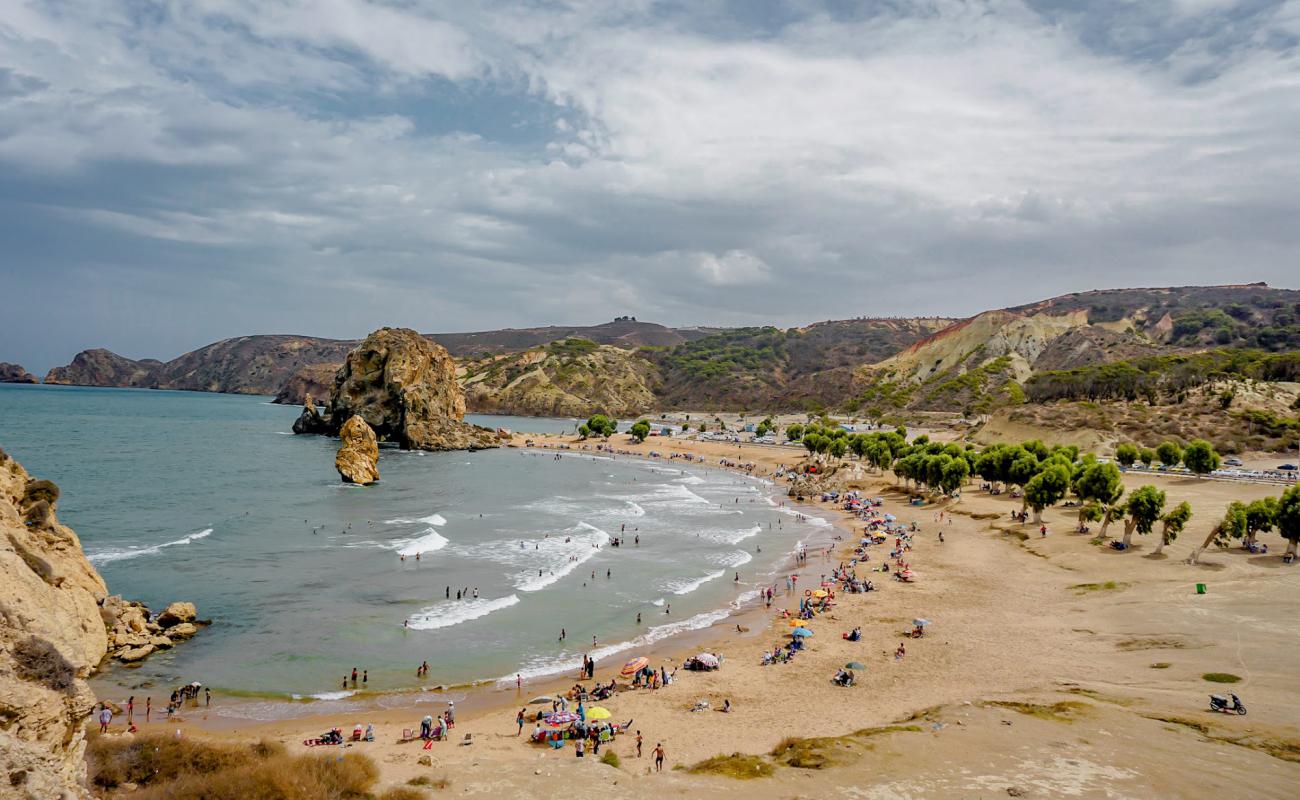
[103,433,1300,798]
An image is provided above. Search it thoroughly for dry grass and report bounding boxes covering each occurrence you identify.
[686,753,774,779]
[406,775,450,790]
[88,733,384,800]
[1064,688,1133,706]
[983,700,1091,722]
[379,788,428,800]
[1116,637,1187,651]
[1070,581,1129,594]
[1150,662,1172,669]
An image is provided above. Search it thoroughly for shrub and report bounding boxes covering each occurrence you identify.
[12,636,76,692]
[599,750,621,768]
[1203,672,1242,683]
[379,789,427,800]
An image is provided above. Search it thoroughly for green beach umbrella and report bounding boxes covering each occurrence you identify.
[844,662,865,670]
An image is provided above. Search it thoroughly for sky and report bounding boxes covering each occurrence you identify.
[2,0,1299,374]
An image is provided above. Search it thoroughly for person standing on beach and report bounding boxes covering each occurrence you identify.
[98,705,112,733]
[126,696,134,723]
[636,731,643,757]
[653,743,665,772]
[145,697,151,723]
[204,688,210,707]
[516,708,526,735]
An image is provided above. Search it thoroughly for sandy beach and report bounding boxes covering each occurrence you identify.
[99,433,1300,798]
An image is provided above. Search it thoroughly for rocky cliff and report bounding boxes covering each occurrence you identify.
[1,447,108,799]
[273,363,340,406]
[0,363,39,383]
[1,449,202,798]
[308,328,503,451]
[43,350,161,388]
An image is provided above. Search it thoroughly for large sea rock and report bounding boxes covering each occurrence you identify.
[335,415,380,484]
[313,327,502,452]
[0,362,39,383]
[291,393,331,435]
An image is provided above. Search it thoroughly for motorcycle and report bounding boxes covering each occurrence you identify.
[1209,694,1246,715]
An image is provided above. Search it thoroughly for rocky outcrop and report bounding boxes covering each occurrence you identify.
[43,349,161,387]
[335,415,380,485]
[2,447,108,799]
[0,362,38,383]
[1,447,203,799]
[291,394,331,435]
[273,362,341,405]
[320,327,503,451]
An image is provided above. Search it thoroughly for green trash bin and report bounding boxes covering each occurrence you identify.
[1196,583,1207,595]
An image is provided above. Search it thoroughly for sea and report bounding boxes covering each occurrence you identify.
[0,383,833,719]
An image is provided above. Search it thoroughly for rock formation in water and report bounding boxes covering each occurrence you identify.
[0,362,39,383]
[291,393,331,435]
[317,327,503,451]
[43,349,161,388]
[1,447,203,798]
[335,415,380,485]
[273,362,341,406]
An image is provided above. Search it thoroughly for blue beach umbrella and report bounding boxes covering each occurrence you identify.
[791,627,814,638]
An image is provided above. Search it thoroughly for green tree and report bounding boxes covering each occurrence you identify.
[1073,462,1124,534]
[577,424,591,439]
[1120,485,1166,549]
[630,420,651,442]
[586,414,618,437]
[1243,496,1279,549]
[1114,443,1139,467]
[1024,463,1071,523]
[1152,501,1192,556]
[829,438,848,461]
[1156,441,1182,468]
[1278,485,1300,559]
[939,457,970,496]
[1138,448,1157,467]
[1182,439,1220,476]
[786,423,804,441]
[1191,500,1247,565]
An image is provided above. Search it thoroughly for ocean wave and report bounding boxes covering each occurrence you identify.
[391,528,450,556]
[624,501,645,517]
[88,528,213,565]
[512,522,609,592]
[707,550,753,568]
[407,595,520,631]
[778,507,833,527]
[499,607,733,686]
[291,690,356,701]
[673,474,706,485]
[662,569,725,596]
[385,513,447,526]
[701,523,762,545]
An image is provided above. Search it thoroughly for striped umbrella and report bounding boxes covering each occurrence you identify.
[620,656,649,676]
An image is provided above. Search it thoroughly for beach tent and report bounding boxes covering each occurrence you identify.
[620,657,649,676]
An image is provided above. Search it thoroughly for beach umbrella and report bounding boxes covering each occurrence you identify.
[694,653,720,668]
[811,590,829,598]
[787,619,802,627]
[844,662,865,669]
[585,707,612,720]
[528,696,554,705]
[884,514,897,521]
[620,657,649,676]
[544,711,578,726]
[820,581,835,588]
[912,619,931,627]
[791,627,814,638]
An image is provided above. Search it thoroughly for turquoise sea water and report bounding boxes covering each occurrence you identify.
[0,384,830,718]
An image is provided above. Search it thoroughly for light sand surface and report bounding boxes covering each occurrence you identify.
[110,434,1300,798]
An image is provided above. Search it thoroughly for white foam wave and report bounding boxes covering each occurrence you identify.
[778,507,833,527]
[709,550,753,568]
[88,528,213,565]
[499,607,733,686]
[651,598,665,606]
[392,528,450,556]
[673,474,706,485]
[300,690,356,701]
[407,595,520,630]
[513,522,610,592]
[625,501,645,517]
[385,513,447,526]
[663,569,725,596]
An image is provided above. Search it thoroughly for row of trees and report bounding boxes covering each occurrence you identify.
[1114,440,1221,474]
[786,426,1300,557]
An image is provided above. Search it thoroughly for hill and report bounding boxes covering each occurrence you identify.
[461,338,658,417]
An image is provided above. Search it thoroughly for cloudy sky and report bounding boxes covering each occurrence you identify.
[2,0,1298,373]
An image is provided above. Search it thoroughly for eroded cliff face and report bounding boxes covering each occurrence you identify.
[273,363,341,406]
[0,448,108,800]
[43,350,161,388]
[320,328,502,451]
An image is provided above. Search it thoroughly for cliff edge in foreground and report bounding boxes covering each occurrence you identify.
[1,447,109,799]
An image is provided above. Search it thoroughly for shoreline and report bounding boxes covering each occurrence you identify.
[90,432,842,730]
